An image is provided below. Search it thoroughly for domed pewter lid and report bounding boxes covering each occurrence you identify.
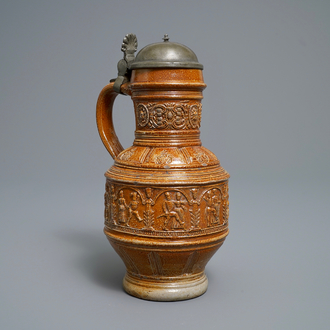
[129,34,203,70]
[112,34,203,93]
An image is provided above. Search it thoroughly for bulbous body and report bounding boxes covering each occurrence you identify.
[97,35,229,301]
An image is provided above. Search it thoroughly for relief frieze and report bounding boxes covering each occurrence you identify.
[104,182,229,237]
[136,101,202,130]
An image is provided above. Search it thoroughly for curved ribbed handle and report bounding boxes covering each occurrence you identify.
[96,82,124,159]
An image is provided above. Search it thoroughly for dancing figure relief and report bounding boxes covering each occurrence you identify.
[128,192,143,223]
[117,190,143,227]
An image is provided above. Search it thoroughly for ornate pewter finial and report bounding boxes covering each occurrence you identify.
[163,34,169,42]
[121,33,138,64]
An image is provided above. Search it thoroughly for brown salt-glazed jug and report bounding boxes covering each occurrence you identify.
[96,34,230,301]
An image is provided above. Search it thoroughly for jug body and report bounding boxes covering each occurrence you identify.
[97,35,229,301]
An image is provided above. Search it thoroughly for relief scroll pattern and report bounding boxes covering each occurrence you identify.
[136,101,202,130]
[104,182,229,237]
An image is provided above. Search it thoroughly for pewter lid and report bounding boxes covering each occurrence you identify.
[129,34,203,70]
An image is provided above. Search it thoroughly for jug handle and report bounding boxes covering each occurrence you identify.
[96,81,129,159]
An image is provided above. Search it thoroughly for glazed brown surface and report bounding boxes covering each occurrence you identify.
[96,68,229,301]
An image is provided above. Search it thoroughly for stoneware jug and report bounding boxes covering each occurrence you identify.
[96,34,230,301]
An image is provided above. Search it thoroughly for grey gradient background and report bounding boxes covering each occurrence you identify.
[1,0,330,329]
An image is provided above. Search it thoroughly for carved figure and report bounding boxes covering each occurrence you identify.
[173,192,186,229]
[117,190,128,225]
[128,192,142,224]
[158,192,185,230]
[204,191,217,227]
[110,184,117,224]
[158,192,174,230]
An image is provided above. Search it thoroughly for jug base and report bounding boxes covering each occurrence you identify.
[123,272,208,301]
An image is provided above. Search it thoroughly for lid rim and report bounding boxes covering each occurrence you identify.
[130,61,204,70]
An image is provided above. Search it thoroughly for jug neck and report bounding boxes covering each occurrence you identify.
[129,69,206,148]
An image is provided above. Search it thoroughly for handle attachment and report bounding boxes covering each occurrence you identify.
[113,33,137,93]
